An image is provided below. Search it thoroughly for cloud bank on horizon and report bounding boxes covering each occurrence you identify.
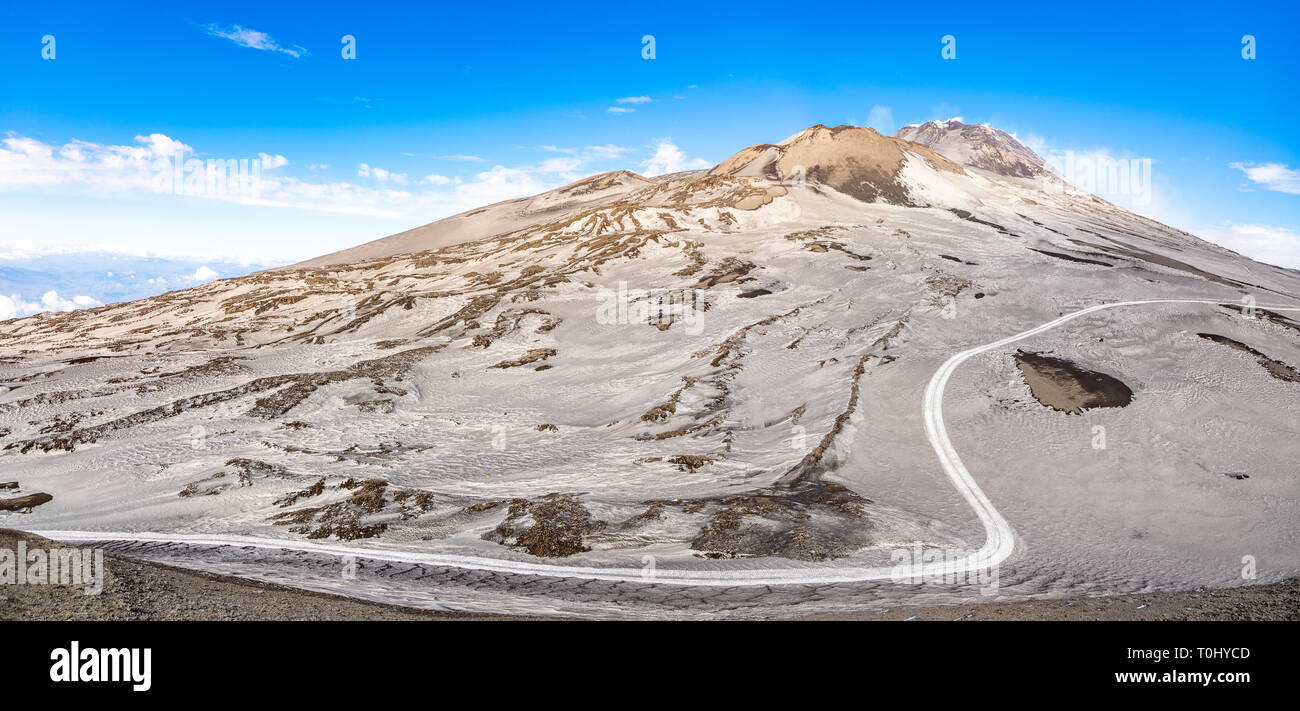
[0,251,250,319]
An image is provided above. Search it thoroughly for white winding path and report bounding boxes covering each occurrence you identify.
[27,299,1300,587]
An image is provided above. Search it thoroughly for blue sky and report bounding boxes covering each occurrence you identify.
[1,0,1298,315]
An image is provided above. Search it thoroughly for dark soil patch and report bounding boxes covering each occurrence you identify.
[646,482,874,562]
[1029,248,1112,267]
[490,348,556,369]
[0,492,53,512]
[1198,333,1300,382]
[483,493,606,557]
[1014,351,1133,414]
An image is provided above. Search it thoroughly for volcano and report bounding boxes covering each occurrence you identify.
[3,121,1299,617]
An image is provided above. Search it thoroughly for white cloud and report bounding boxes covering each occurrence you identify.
[1230,162,1300,195]
[616,95,652,104]
[0,290,103,320]
[1200,223,1300,270]
[356,163,409,185]
[449,165,555,207]
[259,153,288,169]
[866,105,895,134]
[640,138,710,177]
[191,266,219,281]
[0,294,34,320]
[421,174,452,185]
[0,132,191,191]
[202,24,306,59]
[607,107,635,114]
[439,155,486,161]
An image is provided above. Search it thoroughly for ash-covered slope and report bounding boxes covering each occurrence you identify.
[295,170,660,269]
[895,118,1049,178]
[711,124,966,204]
[296,124,969,269]
[3,122,1300,615]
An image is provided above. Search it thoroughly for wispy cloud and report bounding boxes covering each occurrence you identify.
[357,163,408,185]
[202,24,306,59]
[259,153,288,169]
[616,95,652,105]
[607,106,635,114]
[584,144,633,160]
[439,154,487,161]
[537,157,583,173]
[866,105,895,134]
[1230,162,1300,195]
